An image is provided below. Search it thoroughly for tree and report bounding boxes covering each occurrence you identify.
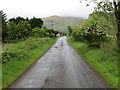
[72,18,108,48]
[17,21,31,39]
[9,16,25,24]
[7,22,17,40]
[7,21,31,40]
[0,11,8,41]
[89,11,116,35]
[26,17,29,21]
[81,0,120,53]
[113,1,120,54]
[45,29,58,37]
[83,19,108,48]
[32,27,47,38]
[68,26,73,36]
[29,17,43,29]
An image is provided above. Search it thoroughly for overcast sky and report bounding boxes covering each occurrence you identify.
[0,0,96,19]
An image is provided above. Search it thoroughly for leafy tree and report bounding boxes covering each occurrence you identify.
[83,20,108,48]
[72,29,84,41]
[89,11,116,35]
[32,27,58,38]
[7,22,17,40]
[68,26,73,36]
[0,11,8,41]
[7,21,31,40]
[81,0,120,53]
[32,27,47,37]
[29,17,43,29]
[72,16,109,48]
[17,21,31,39]
[53,30,59,37]
[9,16,25,24]
[9,18,16,23]
[45,29,58,37]
[26,17,29,21]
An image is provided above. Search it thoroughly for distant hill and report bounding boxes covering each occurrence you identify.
[42,16,86,33]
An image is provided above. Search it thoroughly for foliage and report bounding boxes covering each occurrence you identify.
[0,11,8,41]
[83,19,108,47]
[67,26,73,35]
[72,14,109,48]
[89,11,117,35]
[17,21,31,38]
[71,22,85,41]
[7,21,31,40]
[45,28,58,37]
[32,27,47,38]
[9,16,43,29]
[4,16,59,42]
[83,0,120,53]
[29,17,43,29]
[72,29,84,41]
[95,2,113,12]
[9,17,26,24]
[32,27,58,38]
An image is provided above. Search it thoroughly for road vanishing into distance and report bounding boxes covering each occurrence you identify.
[10,36,110,88]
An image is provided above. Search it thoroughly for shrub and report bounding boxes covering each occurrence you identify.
[72,29,84,41]
[83,22,108,48]
[72,20,109,48]
[32,27,47,37]
[7,21,31,40]
[2,38,50,63]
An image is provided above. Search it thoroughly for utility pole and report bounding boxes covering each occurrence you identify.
[51,20,54,30]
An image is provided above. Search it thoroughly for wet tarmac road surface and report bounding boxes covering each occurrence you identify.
[10,36,110,88]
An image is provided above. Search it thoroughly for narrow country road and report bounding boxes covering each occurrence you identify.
[10,36,110,88]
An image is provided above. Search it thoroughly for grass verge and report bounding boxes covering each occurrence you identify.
[2,37,56,88]
[67,37,118,88]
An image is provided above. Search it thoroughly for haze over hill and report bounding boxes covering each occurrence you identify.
[42,16,86,33]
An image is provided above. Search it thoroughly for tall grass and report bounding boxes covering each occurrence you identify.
[68,37,118,88]
[2,37,56,88]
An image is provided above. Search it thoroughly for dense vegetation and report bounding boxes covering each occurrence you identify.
[2,38,56,88]
[1,12,58,42]
[67,1,119,88]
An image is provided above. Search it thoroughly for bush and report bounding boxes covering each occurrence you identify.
[32,27,58,38]
[68,26,73,36]
[29,17,43,29]
[83,22,108,48]
[72,20,109,48]
[2,38,50,63]
[7,21,31,40]
[32,27,47,37]
[72,29,84,41]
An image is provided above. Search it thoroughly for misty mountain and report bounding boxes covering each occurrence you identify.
[42,16,86,33]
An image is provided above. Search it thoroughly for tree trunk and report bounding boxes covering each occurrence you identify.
[117,20,120,54]
[117,2,120,54]
[113,1,120,54]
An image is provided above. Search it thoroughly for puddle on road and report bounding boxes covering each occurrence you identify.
[54,46,58,48]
